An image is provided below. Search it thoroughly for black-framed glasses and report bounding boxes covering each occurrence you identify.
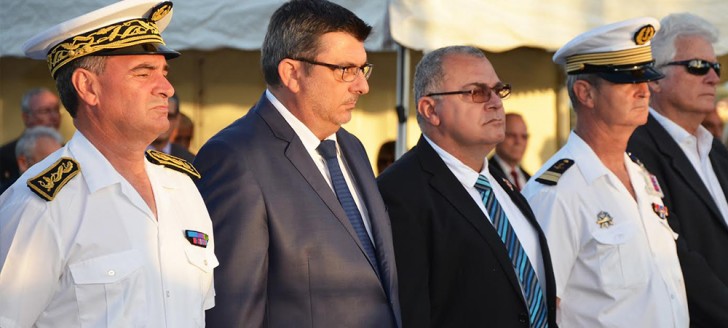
[425,83,511,103]
[664,59,721,77]
[291,57,373,82]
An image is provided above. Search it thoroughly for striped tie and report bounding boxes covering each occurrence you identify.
[317,140,381,278]
[475,174,548,328]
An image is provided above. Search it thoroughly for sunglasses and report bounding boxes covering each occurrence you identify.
[425,83,512,103]
[664,59,721,77]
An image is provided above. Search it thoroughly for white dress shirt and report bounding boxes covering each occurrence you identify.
[523,132,688,328]
[424,135,547,296]
[651,108,728,227]
[493,154,528,190]
[266,90,374,242]
[0,131,217,328]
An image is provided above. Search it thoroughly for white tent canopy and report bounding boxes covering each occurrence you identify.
[390,0,728,55]
[3,0,727,57]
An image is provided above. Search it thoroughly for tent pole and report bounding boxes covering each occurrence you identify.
[395,44,410,159]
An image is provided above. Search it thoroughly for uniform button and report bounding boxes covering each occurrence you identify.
[518,313,528,323]
[107,270,115,276]
[166,290,171,298]
[204,259,208,266]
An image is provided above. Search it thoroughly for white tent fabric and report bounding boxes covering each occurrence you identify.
[3,0,727,57]
[389,0,728,55]
[0,0,393,57]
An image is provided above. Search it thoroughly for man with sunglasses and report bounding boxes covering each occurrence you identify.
[378,46,557,327]
[627,13,728,326]
[193,1,401,327]
[523,18,688,327]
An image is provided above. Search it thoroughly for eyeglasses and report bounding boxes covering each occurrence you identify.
[664,59,721,77]
[291,57,373,82]
[425,83,512,103]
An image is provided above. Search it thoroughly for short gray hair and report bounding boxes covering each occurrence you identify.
[566,73,602,111]
[21,88,53,114]
[413,46,487,127]
[652,13,719,69]
[55,56,107,118]
[15,126,63,159]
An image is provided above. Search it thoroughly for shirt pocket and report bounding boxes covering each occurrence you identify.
[184,247,219,314]
[69,249,147,327]
[591,224,649,290]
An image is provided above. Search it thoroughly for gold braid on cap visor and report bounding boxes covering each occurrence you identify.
[47,18,164,78]
[565,45,653,74]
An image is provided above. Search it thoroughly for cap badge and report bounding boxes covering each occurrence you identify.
[634,24,656,45]
[150,2,173,22]
[596,211,614,228]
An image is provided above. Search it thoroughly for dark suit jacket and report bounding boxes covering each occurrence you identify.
[0,138,19,194]
[628,114,728,327]
[377,136,557,328]
[488,155,531,185]
[169,143,195,163]
[194,93,401,328]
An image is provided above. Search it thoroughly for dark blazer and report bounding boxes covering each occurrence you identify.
[628,114,728,326]
[488,155,531,181]
[0,138,19,194]
[169,143,195,163]
[377,136,557,328]
[194,93,401,328]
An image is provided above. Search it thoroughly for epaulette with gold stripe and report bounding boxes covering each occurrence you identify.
[535,158,574,186]
[145,149,200,179]
[27,157,80,201]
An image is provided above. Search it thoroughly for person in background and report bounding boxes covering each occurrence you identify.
[378,45,556,327]
[174,112,194,151]
[376,140,396,174]
[490,113,531,190]
[0,1,217,326]
[15,126,63,174]
[0,87,61,193]
[701,109,724,140]
[627,13,728,326]
[193,1,400,327]
[149,94,195,162]
[523,17,688,327]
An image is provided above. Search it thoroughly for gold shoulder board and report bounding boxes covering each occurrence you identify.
[145,149,201,179]
[27,157,80,201]
[535,158,574,186]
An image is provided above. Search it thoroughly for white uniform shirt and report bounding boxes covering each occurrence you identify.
[0,131,217,328]
[522,132,688,328]
[425,136,547,295]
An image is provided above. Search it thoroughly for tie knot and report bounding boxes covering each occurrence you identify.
[317,139,338,160]
[474,174,492,191]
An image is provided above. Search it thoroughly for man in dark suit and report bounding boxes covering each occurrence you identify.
[378,46,556,327]
[194,1,400,327]
[627,13,728,326]
[149,94,194,162]
[490,113,531,190]
[0,88,61,194]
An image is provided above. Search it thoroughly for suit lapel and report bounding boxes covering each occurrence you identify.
[415,137,525,300]
[255,95,371,256]
[646,115,726,222]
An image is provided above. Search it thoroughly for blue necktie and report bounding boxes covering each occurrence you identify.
[475,174,548,328]
[317,140,380,277]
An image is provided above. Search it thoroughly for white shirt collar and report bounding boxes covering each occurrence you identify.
[650,108,713,159]
[567,131,612,185]
[266,89,337,149]
[423,135,489,187]
[67,131,126,193]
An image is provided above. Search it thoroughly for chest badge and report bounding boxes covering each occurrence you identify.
[652,203,669,221]
[185,230,209,248]
[596,211,614,228]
